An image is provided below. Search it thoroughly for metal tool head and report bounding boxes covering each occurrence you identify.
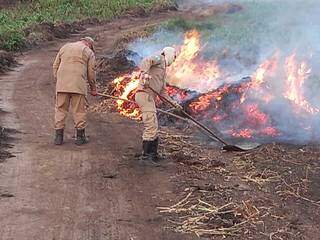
[223,142,261,152]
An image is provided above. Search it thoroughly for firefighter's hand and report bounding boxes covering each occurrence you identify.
[140,72,151,88]
[173,101,183,110]
[142,80,150,89]
[90,89,97,96]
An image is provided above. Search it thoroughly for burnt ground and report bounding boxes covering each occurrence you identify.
[0,4,319,240]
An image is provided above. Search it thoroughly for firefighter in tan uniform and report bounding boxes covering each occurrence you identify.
[53,37,97,145]
[135,47,181,164]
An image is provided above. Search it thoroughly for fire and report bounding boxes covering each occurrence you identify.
[240,53,279,104]
[244,104,268,127]
[112,29,221,118]
[112,72,141,119]
[231,129,253,139]
[175,30,200,61]
[261,127,279,137]
[252,52,279,87]
[189,85,230,112]
[109,29,320,142]
[167,30,222,92]
[284,53,318,114]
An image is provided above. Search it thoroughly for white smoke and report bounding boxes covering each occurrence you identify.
[127,0,320,143]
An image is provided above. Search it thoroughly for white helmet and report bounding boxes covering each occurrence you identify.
[81,36,95,44]
[81,36,95,51]
[162,47,177,66]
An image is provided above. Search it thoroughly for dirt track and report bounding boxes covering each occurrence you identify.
[0,13,199,240]
[2,4,320,240]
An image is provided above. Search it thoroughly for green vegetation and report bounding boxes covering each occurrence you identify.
[162,0,318,55]
[0,0,174,51]
[162,1,275,52]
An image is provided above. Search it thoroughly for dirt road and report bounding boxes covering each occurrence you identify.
[0,13,199,240]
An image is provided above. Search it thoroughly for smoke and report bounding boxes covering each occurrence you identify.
[129,0,320,78]
[126,0,320,143]
[176,0,238,10]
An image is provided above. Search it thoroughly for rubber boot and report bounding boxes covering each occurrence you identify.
[75,129,89,145]
[150,137,159,161]
[139,140,159,166]
[54,129,64,145]
[143,140,150,156]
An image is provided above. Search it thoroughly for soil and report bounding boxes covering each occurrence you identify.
[0,51,17,73]
[0,10,198,240]
[23,22,87,48]
[0,0,23,8]
[0,126,15,162]
[157,131,320,239]
[0,4,319,240]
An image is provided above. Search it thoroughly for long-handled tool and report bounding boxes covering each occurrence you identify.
[97,92,230,143]
[98,93,228,143]
[97,92,260,151]
[147,86,260,152]
[97,93,188,122]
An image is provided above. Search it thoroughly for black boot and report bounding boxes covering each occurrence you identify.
[140,140,159,166]
[150,137,159,161]
[54,129,64,145]
[75,129,89,145]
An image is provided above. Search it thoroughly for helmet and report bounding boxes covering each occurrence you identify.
[81,36,95,44]
[81,36,95,52]
[162,47,177,66]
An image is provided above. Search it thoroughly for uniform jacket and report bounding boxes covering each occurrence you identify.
[135,54,174,112]
[137,54,172,99]
[53,41,96,95]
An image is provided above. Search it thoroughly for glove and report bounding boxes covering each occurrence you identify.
[173,101,183,110]
[90,89,97,96]
[139,71,151,88]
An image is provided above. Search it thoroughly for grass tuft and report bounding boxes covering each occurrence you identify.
[0,0,174,51]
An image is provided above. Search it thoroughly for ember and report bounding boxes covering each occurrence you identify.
[112,72,141,119]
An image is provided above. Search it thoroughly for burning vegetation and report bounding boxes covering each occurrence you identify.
[93,1,320,239]
[107,29,319,144]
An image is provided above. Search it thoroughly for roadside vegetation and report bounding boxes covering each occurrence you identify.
[0,0,174,51]
[162,1,272,52]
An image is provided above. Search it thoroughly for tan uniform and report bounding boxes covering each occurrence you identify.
[135,55,174,141]
[53,41,96,130]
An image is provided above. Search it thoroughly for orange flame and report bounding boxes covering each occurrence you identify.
[252,52,279,87]
[261,127,279,137]
[109,30,318,141]
[231,129,253,139]
[240,52,279,104]
[167,30,221,92]
[284,53,318,114]
[189,85,229,112]
[113,29,221,118]
[244,104,268,126]
[113,72,141,119]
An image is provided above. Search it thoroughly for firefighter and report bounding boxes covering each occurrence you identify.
[135,47,182,165]
[53,37,97,145]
